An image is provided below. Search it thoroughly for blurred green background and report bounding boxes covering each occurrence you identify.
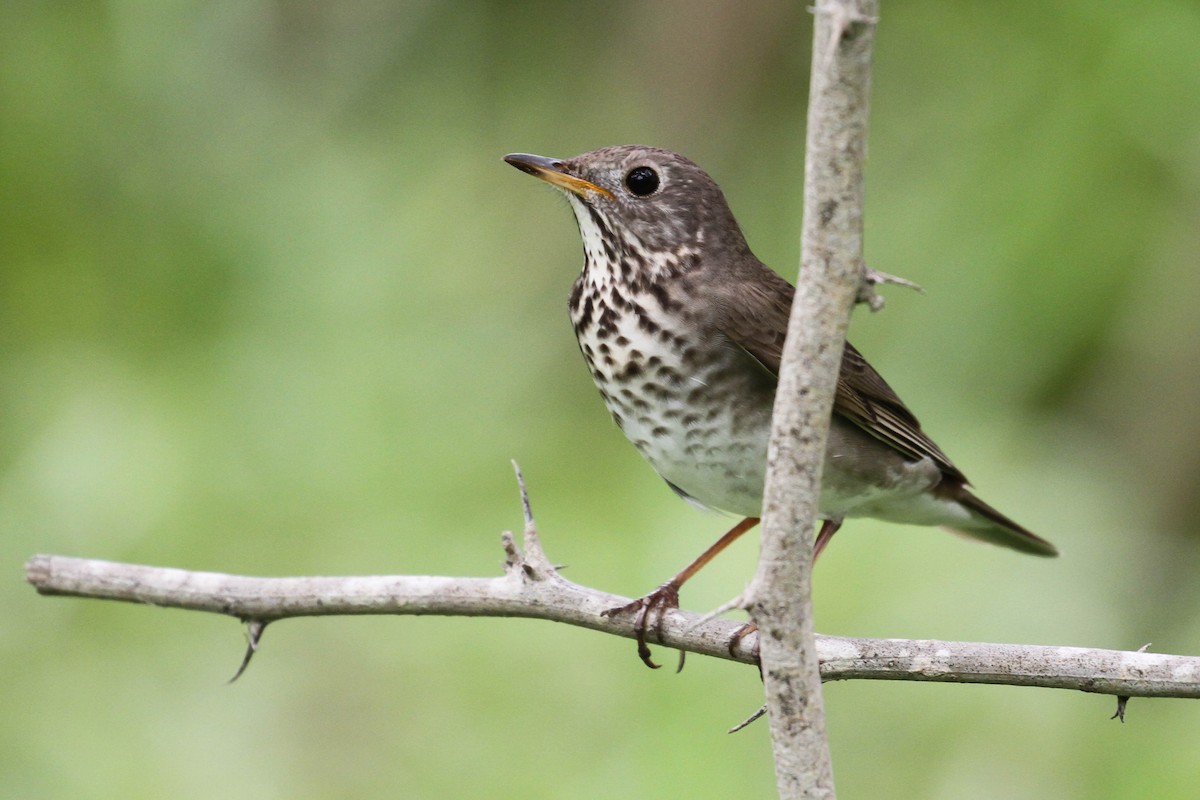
[4,2,1200,798]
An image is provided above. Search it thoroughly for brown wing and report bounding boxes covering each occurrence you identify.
[836,342,966,483]
[711,259,968,484]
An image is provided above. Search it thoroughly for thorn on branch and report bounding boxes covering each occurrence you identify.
[229,619,269,684]
[1112,643,1153,722]
[502,461,557,582]
[501,531,521,573]
[1111,695,1130,723]
[858,265,924,312]
[728,704,767,734]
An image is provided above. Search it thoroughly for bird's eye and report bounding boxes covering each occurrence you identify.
[624,166,660,197]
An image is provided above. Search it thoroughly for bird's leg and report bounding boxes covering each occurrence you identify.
[726,517,843,659]
[603,516,760,669]
[813,516,843,561]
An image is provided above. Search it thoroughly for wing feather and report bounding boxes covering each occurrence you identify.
[709,260,968,484]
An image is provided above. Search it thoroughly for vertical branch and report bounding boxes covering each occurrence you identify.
[744,2,879,798]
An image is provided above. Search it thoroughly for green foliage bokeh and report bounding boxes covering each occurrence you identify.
[4,3,1199,798]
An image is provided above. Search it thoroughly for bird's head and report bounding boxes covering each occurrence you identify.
[505,145,751,271]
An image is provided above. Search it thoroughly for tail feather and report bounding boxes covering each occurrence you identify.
[948,489,1059,557]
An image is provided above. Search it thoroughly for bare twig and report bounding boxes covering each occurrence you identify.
[744,1,880,796]
[21,468,1200,701]
[23,550,1200,699]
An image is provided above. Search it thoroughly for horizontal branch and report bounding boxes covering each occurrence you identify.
[25,550,1200,701]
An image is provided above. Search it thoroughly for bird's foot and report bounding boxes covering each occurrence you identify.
[602,581,681,669]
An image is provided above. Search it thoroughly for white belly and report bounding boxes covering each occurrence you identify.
[578,307,773,517]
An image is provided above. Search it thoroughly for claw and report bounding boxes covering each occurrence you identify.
[727,622,764,681]
[602,581,681,669]
[601,517,760,669]
[727,621,759,659]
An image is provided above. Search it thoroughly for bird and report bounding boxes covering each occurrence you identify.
[505,145,1057,667]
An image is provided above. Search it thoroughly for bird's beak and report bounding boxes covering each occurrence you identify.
[504,153,614,200]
